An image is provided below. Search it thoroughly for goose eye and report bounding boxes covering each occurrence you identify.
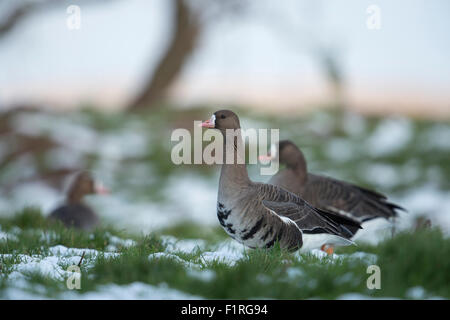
[220,114,226,119]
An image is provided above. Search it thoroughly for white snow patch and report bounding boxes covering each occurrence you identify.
[360,163,400,189]
[334,272,357,286]
[337,293,399,300]
[63,282,203,299]
[85,175,218,233]
[325,138,355,162]
[308,249,340,260]
[148,252,201,268]
[12,112,98,154]
[422,124,450,151]
[107,234,136,248]
[0,228,19,242]
[346,252,378,265]
[352,218,397,245]
[187,269,216,282]
[406,286,426,299]
[342,112,367,136]
[48,245,120,259]
[366,118,412,156]
[162,236,206,254]
[286,267,304,278]
[201,240,246,266]
[400,184,450,234]
[4,182,62,215]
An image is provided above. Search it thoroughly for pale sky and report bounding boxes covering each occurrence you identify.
[0,0,449,116]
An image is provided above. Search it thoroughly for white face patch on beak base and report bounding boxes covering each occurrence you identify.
[200,114,216,128]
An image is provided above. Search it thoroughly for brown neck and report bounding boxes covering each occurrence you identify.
[287,150,308,184]
[67,187,85,204]
[219,129,251,190]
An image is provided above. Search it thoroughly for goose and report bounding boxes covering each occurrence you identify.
[200,110,361,252]
[260,140,404,244]
[48,171,108,230]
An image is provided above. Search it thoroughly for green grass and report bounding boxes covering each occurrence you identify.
[0,107,449,299]
[0,208,137,256]
[1,209,449,299]
[156,221,228,244]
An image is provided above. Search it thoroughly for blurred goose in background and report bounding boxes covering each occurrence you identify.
[260,140,405,248]
[200,110,361,252]
[48,171,109,231]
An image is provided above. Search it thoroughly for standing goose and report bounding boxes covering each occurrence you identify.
[48,172,108,231]
[261,140,404,232]
[200,110,361,251]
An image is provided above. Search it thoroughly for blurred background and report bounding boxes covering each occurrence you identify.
[0,0,449,241]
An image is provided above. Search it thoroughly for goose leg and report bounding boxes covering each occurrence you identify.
[320,244,334,255]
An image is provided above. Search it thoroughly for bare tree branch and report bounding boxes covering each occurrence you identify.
[129,0,249,110]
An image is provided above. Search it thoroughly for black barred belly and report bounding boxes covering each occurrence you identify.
[217,202,300,250]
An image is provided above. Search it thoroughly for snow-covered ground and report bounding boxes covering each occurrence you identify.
[0,230,376,299]
[1,111,449,239]
[0,110,449,299]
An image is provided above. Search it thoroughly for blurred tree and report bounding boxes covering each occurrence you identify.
[129,0,247,111]
[129,0,199,111]
[315,46,345,109]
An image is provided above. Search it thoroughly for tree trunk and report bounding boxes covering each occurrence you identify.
[129,0,200,111]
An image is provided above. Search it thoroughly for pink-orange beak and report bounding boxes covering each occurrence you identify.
[94,182,110,195]
[199,115,216,128]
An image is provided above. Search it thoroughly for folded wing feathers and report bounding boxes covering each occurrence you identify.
[260,184,361,238]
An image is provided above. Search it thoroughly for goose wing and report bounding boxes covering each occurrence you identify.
[258,183,361,238]
[307,175,405,222]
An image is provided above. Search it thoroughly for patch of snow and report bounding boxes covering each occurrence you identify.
[325,138,355,162]
[422,124,450,151]
[3,181,62,215]
[45,147,85,170]
[162,236,206,254]
[165,175,219,226]
[0,229,19,242]
[366,118,412,156]
[352,218,397,245]
[48,245,120,259]
[337,293,399,300]
[148,252,201,269]
[334,272,357,286]
[286,267,304,278]
[400,184,450,234]
[300,233,354,252]
[342,112,367,136]
[0,287,51,300]
[201,240,246,266]
[12,112,98,154]
[256,274,272,284]
[308,249,340,260]
[61,282,204,300]
[187,269,216,282]
[406,286,426,299]
[107,234,136,248]
[345,252,378,265]
[359,163,400,189]
[97,130,148,160]
[14,256,67,281]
